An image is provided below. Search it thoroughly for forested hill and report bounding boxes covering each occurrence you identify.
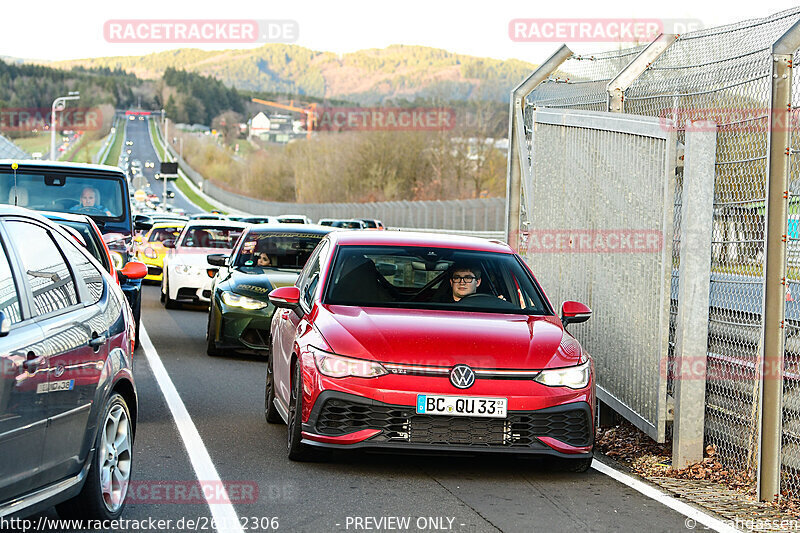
[49,44,536,104]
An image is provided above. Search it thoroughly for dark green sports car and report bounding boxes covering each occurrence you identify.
[206,224,333,356]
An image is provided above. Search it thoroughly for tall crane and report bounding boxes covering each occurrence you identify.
[251,98,317,139]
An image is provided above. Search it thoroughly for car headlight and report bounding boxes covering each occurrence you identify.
[312,347,388,379]
[110,251,125,270]
[534,361,591,389]
[174,264,201,275]
[144,247,158,259]
[220,291,267,310]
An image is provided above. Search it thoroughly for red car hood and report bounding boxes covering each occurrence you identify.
[317,306,577,369]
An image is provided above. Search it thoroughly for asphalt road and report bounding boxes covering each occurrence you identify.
[122,117,201,216]
[103,285,697,533]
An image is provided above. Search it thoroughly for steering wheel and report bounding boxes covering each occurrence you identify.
[74,205,107,215]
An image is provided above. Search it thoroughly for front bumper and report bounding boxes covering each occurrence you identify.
[168,267,214,303]
[211,300,275,353]
[300,390,594,458]
[139,256,164,281]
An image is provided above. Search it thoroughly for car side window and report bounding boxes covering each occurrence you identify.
[53,232,105,304]
[299,241,328,309]
[0,236,22,324]
[6,221,78,315]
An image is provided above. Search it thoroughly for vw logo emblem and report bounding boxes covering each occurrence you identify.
[450,364,476,389]
[54,364,65,378]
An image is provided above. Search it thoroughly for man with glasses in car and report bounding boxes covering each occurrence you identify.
[446,264,482,303]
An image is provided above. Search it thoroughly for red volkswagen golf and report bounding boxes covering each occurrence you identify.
[267,231,594,470]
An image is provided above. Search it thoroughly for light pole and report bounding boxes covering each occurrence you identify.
[50,92,80,161]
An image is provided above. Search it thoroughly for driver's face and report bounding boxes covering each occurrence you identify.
[80,189,97,207]
[450,269,480,301]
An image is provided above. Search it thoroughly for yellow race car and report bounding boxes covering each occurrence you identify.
[135,221,186,282]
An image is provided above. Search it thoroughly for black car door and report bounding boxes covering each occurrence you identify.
[0,222,50,503]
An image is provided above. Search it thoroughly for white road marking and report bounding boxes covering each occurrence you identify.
[139,326,244,533]
[591,459,739,532]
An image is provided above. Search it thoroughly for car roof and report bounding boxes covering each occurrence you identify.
[0,159,126,176]
[246,223,333,234]
[151,221,187,229]
[327,230,512,253]
[182,219,249,229]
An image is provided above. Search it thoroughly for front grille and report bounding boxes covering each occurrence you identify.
[177,288,196,300]
[314,398,592,448]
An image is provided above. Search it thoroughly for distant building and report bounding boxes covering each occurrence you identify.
[249,113,298,144]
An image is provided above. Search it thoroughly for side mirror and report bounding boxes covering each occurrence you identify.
[162,239,176,249]
[0,311,10,337]
[561,301,592,327]
[119,261,148,280]
[207,254,228,267]
[133,214,153,231]
[269,286,303,315]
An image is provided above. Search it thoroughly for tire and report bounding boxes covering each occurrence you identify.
[164,278,179,310]
[56,393,133,520]
[206,306,222,357]
[160,275,166,304]
[264,353,281,423]
[287,362,319,461]
[559,455,593,473]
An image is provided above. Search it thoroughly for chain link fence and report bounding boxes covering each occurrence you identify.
[519,7,800,497]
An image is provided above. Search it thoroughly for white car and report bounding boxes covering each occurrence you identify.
[161,220,247,308]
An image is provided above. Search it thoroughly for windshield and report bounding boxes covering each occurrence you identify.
[0,171,126,220]
[324,246,552,315]
[234,230,326,270]
[148,226,184,243]
[179,226,243,248]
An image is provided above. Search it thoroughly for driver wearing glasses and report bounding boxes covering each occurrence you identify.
[446,264,482,303]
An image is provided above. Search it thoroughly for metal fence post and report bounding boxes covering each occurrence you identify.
[672,120,715,468]
[505,45,573,249]
[760,20,800,502]
[606,34,677,113]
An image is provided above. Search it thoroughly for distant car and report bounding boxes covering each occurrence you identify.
[276,214,312,224]
[125,140,133,146]
[0,205,138,520]
[360,218,385,230]
[161,220,248,308]
[128,115,135,121]
[330,219,365,229]
[135,221,187,282]
[145,161,154,168]
[206,224,333,356]
[267,231,594,469]
[240,216,279,225]
[190,213,229,221]
[138,116,144,121]
[318,218,335,226]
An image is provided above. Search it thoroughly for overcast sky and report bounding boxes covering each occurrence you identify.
[3,0,800,64]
